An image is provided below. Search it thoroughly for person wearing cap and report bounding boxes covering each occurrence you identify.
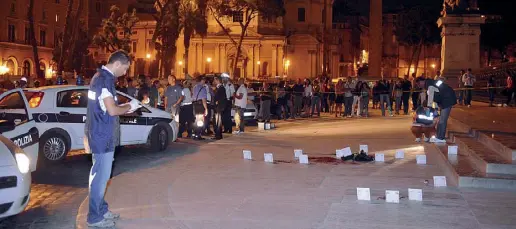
[419,78,457,144]
[19,77,28,88]
[165,75,184,119]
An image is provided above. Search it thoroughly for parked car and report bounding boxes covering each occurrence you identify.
[0,119,36,218]
[0,86,178,163]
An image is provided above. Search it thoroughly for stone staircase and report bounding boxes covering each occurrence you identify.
[433,120,516,190]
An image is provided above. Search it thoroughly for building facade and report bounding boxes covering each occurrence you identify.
[0,0,114,81]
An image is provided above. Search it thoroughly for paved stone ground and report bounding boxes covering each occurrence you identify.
[75,112,516,229]
[0,139,204,229]
[450,101,516,149]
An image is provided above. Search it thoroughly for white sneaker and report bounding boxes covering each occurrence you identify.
[87,218,115,228]
[103,211,120,220]
[232,130,241,134]
[415,138,421,143]
[433,138,447,144]
[423,137,430,142]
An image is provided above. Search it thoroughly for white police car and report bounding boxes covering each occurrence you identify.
[0,119,35,218]
[0,86,178,163]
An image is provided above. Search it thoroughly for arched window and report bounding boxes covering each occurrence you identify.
[262,62,268,77]
[23,60,31,76]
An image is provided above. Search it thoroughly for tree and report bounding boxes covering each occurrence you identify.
[93,5,139,53]
[153,0,181,78]
[52,23,90,73]
[209,0,285,77]
[57,0,74,73]
[395,5,440,77]
[180,0,208,77]
[28,0,43,79]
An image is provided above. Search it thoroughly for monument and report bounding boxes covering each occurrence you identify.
[368,0,382,78]
[437,0,485,82]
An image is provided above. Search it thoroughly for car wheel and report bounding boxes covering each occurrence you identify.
[150,124,169,152]
[39,132,69,162]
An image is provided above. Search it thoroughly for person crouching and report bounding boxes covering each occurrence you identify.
[411,106,439,143]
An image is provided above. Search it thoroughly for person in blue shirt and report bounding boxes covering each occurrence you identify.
[84,50,141,228]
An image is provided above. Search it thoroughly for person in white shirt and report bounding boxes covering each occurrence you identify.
[234,78,248,133]
[462,68,476,107]
[178,80,193,138]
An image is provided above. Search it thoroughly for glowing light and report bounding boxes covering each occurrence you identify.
[196,120,204,127]
[206,57,212,63]
[431,64,436,69]
[178,61,183,66]
[146,53,151,59]
[0,65,9,74]
[257,61,261,65]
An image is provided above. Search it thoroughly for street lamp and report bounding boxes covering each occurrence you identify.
[178,61,183,78]
[206,57,212,63]
[206,57,212,73]
[146,53,151,59]
[0,65,10,75]
[431,64,436,69]
[284,60,290,77]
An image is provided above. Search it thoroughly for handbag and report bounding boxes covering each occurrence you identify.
[193,86,206,114]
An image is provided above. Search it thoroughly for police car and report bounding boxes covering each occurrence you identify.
[0,119,36,218]
[0,86,178,163]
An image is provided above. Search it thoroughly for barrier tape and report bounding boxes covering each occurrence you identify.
[249,86,509,95]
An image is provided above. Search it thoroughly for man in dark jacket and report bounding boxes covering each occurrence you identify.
[420,78,457,143]
[213,76,227,139]
[85,51,141,227]
[401,75,412,115]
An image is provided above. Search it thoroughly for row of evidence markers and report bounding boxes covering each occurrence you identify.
[242,145,459,203]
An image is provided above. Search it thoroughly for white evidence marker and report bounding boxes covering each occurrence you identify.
[342,147,352,157]
[264,153,274,163]
[294,149,303,158]
[433,176,447,187]
[448,146,458,155]
[375,153,385,162]
[356,187,371,201]
[385,190,400,203]
[395,150,405,159]
[408,188,423,201]
[265,123,271,130]
[299,155,309,164]
[359,145,369,154]
[416,155,427,164]
[336,149,345,158]
[243,150,252,160]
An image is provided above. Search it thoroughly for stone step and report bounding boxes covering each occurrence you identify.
[473,129,516,161]
[454,135,516,175]
[434,144,516,190]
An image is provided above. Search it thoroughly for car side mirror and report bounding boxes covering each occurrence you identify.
[0,120,16,133]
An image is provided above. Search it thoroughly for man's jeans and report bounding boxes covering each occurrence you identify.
[311,96,320,116]
[294,95,302,116]
[437,107,452,140]
[88,151,114,224]
[402,93,410,114]
[344,96,353,116]
[235,106,245,132]
[259,100,271,121]
[457,90,464,105]
[395,96,402,114]
[465,86,473,105]
[379,94,392,116]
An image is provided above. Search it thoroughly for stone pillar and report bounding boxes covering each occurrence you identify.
[221,44,227,73]
[256,44,261,77]
[272,45,278,77]
[368,0,382,77]
[437,14,485,82]
[278,45,284,76]
[215,44,220,73]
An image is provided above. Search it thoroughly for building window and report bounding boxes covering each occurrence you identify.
[119,31,124,36]
[132,41,137,53]
[96,1,101,13]
[8,24,16,42]
[339,54,344,62]
[24,26,31,44]
[54,33,59,48]
[232,11,243,22]
[132,30,137,35]
[10,0,16,15]
[56,13,59,22]
[55,0,60,3]
[322,9,325,23]
[40,30,46,46]
[23,60,31,76]
[42,9,47,20]
[149,30,153,35]
[298,8,305,22]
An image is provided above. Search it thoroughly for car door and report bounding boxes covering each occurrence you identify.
[116,92,148,144]
[54,89,88,149]
[0,88,39,171]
